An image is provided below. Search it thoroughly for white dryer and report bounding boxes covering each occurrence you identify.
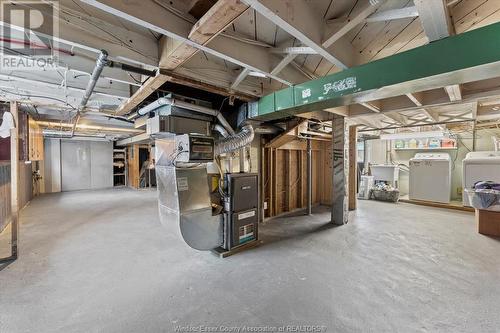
[462,151,500,206]
[409,153,451,203]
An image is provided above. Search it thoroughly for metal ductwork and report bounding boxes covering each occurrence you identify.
[215,124,254,155]
[71,50,109,137]
[139,97,254,171]
[137,97,235,136]
[214,124,229,138]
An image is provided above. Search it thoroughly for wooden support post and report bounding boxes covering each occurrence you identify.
[306,139,312,215]
[285,150,291,212]
[260,139,265,221]
[10,102,19,259]
[298,150,304,208]
[348,125,357,211]
[273,149,278,216]
[331,114,348,225]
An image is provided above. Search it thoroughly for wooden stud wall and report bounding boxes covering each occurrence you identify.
[262,139,331,218]
[28,117,43,161]
[127,145,140,189]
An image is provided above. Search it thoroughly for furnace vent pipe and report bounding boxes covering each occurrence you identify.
[71,50,108,137]
[80,50,108,109]
[214,124,229,138]
[215,125,254,156]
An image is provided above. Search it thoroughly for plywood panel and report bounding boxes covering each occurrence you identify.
[365,19,424,63]
[454,0,500,33]
[127,145,140,189]
[28,117,44,161]
[321,141,333,205]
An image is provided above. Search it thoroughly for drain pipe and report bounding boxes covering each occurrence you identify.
[71,50,108,136]
[306,138,312,215]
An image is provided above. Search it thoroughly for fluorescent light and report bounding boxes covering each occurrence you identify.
[248,71,266,78]
[380,131,447,140]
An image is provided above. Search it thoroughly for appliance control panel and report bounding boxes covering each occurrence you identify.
[175,134,214,163]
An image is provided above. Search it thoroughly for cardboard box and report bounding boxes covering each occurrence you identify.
[476,209,500,237]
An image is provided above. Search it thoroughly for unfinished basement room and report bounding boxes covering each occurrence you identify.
[1,0,500,332]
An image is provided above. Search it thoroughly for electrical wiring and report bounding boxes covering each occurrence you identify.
[0,87,77,110]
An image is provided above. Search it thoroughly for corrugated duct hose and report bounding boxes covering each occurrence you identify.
[215,124,254,156]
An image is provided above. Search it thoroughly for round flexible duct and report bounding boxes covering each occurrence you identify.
[215,124,254,156]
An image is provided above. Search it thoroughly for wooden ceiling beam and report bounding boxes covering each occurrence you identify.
[243,0,351,69]
[444,84,463,102]
[414,0,454,41]
[82,0,307,86]
[365,6,419,23]
[111,0,251,115]
[323,0,386,49]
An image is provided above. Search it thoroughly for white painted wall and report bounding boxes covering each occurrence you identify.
[44,138,113,192]
[366,128,500,200]
[43,138,61,193]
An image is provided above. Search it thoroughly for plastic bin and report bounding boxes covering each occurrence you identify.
[464,188,500,212]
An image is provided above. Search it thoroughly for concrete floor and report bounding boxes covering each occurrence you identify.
[1,188,499,333]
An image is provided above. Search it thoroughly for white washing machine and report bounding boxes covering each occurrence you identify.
[462,151,500,206]
[409,153,451,203]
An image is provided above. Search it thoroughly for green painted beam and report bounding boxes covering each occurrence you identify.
[249,22,500,121]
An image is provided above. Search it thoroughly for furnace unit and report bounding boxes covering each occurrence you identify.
[223,173,259,250]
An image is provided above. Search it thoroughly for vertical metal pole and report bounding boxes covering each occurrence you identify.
[239,147,245,173]
[363,138,368,174]
[331,114,348,225]
[306,138,312,215]
[472,121,477,152]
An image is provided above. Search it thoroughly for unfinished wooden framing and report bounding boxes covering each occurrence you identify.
[1,102,19,262]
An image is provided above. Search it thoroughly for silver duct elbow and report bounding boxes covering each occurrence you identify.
[214,124,229,138]
[215,125,254,156]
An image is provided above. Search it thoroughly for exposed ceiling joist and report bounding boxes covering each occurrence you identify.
[420,109,440,122]
[159,0,249,70]
[356,116,383,129]
[405,92,424,106]
[271,46,317,55]
[113,73,168,116]
[414,0,453,41]
[350,83,500,119]
[405,92,442,126]
[365,6,419,23]
[82,0,307,86]
[444,84,462,101]
[271,54,299,76]
[0,6,158,68]
[360,101,381,113]
[383,112,409,126]
[242,0,351,69]
[106,0,254,115]
[230,68,250,90]
[0,72,128,99]
[323,0,386,49]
